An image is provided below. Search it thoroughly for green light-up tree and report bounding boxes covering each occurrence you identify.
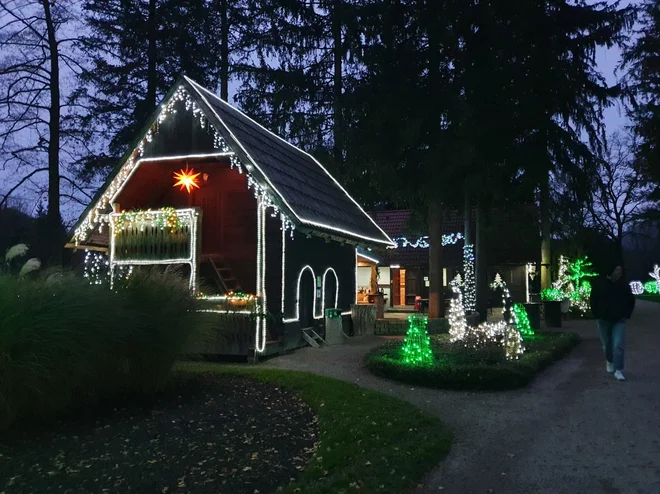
[401,315,434,366]
[512,303,534,337]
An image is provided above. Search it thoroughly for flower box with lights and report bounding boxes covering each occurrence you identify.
[64,76,393,358]
[540,288,563,328]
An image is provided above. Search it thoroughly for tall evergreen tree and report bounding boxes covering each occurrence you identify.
[73,0,252,180]
[621,0,660,188]
[507,0,634,284]
[235,0,364,168]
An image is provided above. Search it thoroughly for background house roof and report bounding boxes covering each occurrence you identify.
[368,208,538,267]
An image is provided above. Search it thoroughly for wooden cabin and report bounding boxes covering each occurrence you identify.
[65,76,394,357]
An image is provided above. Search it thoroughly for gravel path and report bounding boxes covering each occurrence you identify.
[262,301,660,494]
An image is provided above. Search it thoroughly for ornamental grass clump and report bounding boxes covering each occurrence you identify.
[0,267,213,430]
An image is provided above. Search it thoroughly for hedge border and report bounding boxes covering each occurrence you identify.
[364,332,581,391]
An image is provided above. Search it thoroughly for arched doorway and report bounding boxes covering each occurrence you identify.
[298,267,315,328]
[322,268,339,314]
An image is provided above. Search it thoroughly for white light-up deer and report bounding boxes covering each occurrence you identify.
[650,265,660,294]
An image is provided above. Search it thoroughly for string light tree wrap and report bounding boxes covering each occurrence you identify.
[463,244,476,313]
[400,314,434,366]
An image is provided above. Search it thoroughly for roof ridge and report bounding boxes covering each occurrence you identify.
[184,76,394,247]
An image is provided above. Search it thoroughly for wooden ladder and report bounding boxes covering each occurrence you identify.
[207,256,242,294]
[301,327,326,348]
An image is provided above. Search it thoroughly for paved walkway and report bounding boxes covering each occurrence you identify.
[262,301,660,494]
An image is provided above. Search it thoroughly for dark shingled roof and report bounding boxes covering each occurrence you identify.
[185,77,392,246]
[67,77,392,248]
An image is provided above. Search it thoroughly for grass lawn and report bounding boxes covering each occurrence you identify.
[365,331,580,391]
[178,364,452,493]
[637,294,660,303]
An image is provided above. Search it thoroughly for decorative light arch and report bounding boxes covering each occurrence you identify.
[282,265,316,323]
[318,267,339,318]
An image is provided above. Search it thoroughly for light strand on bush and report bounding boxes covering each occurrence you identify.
[463,244,476,313]
[644,280,658,294]
[400,315,434,365]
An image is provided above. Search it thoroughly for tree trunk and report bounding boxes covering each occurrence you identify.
[475,198,488,322]
[540,170,551,289]
[43,0,61,264]
[332,0,343,165]
[219,0,229,101]
[146,0,158,111]
[428,199,444,318]
[464,187,473,245]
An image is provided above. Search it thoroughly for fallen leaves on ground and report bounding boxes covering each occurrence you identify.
[0,375,318,494]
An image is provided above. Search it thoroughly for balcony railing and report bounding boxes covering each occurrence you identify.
[106,207,201,291]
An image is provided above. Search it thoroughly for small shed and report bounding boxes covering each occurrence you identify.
[65,76,393,356]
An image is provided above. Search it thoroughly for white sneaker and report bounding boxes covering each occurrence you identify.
[614,370,626,381]
[606,362,614,373]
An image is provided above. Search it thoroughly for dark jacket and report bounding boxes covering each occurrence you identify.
[590,277,635,322]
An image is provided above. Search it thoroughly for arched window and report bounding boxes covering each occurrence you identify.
[321,267,339,316]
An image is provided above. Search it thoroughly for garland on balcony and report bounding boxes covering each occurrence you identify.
[114,207,182,236]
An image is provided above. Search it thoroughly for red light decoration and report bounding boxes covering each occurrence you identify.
[173,166,201,194]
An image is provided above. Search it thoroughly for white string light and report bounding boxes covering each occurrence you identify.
[355,248,358,304]
[630,281,644,295]
[320,267,339,317]
[463,244,476,313]
[281,217,286,314]
[185,76,395,247]
[282,265,316,324]
[108,208,199,292]
[448,283,524,360]
[73,85,297,247]
[109,152,234,205]
[387,232,464,249]
[357,251,380,264]
[254,200,267,353]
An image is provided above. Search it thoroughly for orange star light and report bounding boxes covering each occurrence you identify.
[173,167,201,193]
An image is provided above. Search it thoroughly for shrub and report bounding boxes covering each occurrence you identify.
[0,268,214,430]
[364,332,580,391]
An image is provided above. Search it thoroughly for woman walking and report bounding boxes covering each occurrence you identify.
[590,263,635,381]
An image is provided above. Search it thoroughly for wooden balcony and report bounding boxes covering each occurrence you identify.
[106,207,202,291]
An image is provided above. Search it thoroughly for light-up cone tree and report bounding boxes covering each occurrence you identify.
[512,303,534,336]
[401,314,434,365]
[449,283,468,342]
